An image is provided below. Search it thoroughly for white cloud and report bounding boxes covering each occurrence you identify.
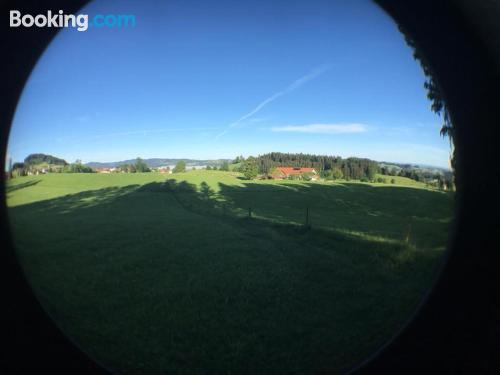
[271,123,368,134]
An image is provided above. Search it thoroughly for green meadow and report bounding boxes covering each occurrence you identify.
[6,171,454,374]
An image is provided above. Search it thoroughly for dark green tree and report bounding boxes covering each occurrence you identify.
[253,152,377,180]
[367,163,378,181]
[11,162,27,177]
[135,157,150,173]
[220,161,230,171]
[241,156,258,180]
[173,160,186,173]
[399,26,456,187]
[24,153,68,166]
[232,155,244,164]
[68,160,94,173]
[400,31,452,140]
[331,168,343,180]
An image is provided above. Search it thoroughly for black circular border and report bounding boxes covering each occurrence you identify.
[1,0,499,373]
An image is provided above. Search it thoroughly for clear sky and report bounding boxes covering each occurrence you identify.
[7,0,451,168]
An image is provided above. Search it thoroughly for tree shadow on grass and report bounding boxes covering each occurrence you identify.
[6,179,452,375]
[9,178,453,257]
[216,181,454,250]
[5,179,41,193]
[16,184,142,215]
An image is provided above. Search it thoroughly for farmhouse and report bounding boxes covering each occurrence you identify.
[158,166,172,174]
[272,167,319,180]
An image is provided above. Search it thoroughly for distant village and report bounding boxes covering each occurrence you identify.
[95,165,190,174]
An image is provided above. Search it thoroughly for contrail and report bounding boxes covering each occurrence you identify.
[215,64,331,139]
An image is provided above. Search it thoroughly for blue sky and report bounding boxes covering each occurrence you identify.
[7,0,451,168]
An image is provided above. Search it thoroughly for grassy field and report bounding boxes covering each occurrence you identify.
[6,171,454,374]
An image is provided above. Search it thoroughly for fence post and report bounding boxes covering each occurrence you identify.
[405,219,412,244]
[248,207,252,218]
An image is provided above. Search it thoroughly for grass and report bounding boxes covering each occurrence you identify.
[5,171,454,374]
[373,173,429,188]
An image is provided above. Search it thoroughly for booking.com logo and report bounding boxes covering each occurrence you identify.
[9,10,136,32]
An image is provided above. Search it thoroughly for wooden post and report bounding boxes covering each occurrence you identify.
[405,219,412,244]
[248,207,252,218]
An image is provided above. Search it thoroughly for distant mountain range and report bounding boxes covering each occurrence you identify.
[85,158,232,168]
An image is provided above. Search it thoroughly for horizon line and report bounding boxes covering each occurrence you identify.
[7,152,450,170]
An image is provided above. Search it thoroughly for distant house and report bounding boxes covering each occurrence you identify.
[96,168,111,174]
[272,167,319,181]
[158,166,172,174]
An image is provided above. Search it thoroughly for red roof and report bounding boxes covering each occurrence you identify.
[274,167,317,176]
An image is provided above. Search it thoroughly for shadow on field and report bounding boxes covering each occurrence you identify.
[5,179,41,193]
[216,181,453,250]
[7,179,453,375]
[16,184,141,215]
[8,179,446,256]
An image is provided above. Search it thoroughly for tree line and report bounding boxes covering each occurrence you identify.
[251,152,379,180]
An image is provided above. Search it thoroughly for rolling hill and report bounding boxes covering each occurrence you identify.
[85,158,232,169]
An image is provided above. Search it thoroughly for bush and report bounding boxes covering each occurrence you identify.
[135,158,151,172]
[302,172,314,181]
[241,157,258,180]
[67,163,94,173]
[330,168,343,180]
